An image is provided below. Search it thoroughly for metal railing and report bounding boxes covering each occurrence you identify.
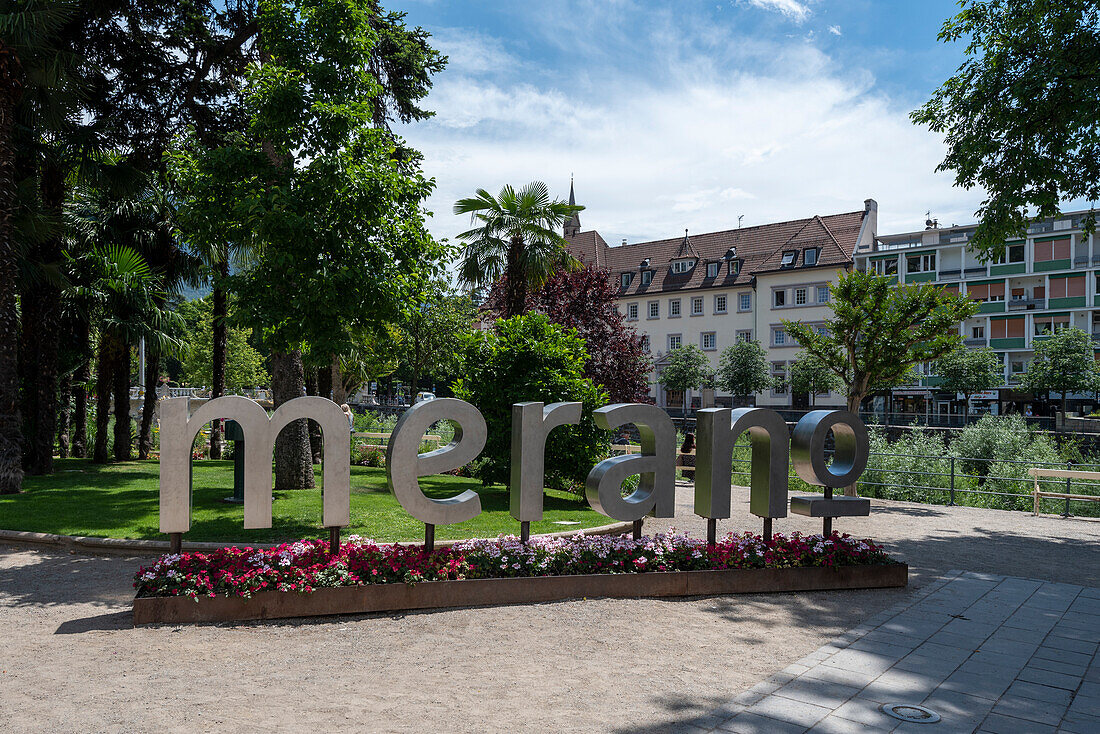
[721,447,1100,518]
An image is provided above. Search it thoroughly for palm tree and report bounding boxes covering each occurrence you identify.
[0,1,75,493]
[454,181,582,318]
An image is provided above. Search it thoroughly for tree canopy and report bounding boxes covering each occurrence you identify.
[784,271,978,414]
[913,0,1100,252]
[935,345,1001,420]
[715,339,773,406]
[659,344,712,396]
[1020,327,1100,414]
[787,352,843,408]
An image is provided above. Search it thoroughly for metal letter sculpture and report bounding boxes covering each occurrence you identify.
[386,398,486,526]
[585,403,676,521]
[510,401,582,522]
[789,410,871,533]
[160,396,351,533]
[695,408,790,519]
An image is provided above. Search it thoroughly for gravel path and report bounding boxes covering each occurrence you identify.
[2,483,1097,733]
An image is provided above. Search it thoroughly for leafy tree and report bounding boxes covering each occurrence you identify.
[716,339,774,407]
[1020,327,1100,414]
[913,0,1100,252]
[454,181,582,318]
[784,269,977,420]
[487,265,652,402]
[659,344,713,420]
[452,312,609,493]
[787,352,843,408]
[334,325,401,404]
[935,345,1001,421]
[171,0,444,489]
[178,300,268,391]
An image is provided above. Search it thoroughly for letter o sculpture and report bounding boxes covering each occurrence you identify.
[790,410,869,488]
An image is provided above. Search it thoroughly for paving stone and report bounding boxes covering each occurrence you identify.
[847,638,913,658]
[1065,691,1100,716]
[773,679,862,710]
[806,714,886,733]
[1075,680,1100,699]
[938,670,1014,701]
[819,648,899,677]
[1017,667,1082,691]
[860,669,942,703]
[1059,709,1100,734]
[981,637,1042,658]
[716,711,808,734]
[926,630,984,650]
[956,658,1027,681]
[991,695,1070,726]
[1031,647,1092,669]
[1005,680,1075,705]
[978,712,1057,734]
[830,697,900,728]
[800,664,878,690]
[1042,636,1097,656]
[744,695,832,728]
[915,640,977,664]
[892,652,963,678]
[922,688,996,722]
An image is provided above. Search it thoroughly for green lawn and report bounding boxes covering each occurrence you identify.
[1,459,612,543]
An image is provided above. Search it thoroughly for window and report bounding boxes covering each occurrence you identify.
[780,251,797,268]
[691,297,703,315]
[794,288,807,305]
[1034,315,1070,335]
[1034,238,1071,262]
[715,295,727,313]
[648,301,659,319]
[804,248,819,267]
[668,334,682,350]
[816,286,830,304]
[671,259,694,274]
[872,258,898,276]
[736,330,752,342]
[972,326,984,339]
[620,272,633,288]
[641,335,650,352]
[773,290,786,307]
[706,262,719,278]
[728,260,740,276]
[773,328,786,345]
[627,303,638,320]
[739,293,752,311]
[993,244,1025,264]
[669,299,681,317]
[906,252,936,273]
[1049,275,1086,299]
[815,325,829,337]
[701,332,717,350]
[641,270,653,286]
[771,362,788,395]
[966,282,1005,302]
[1011,359,1027,375]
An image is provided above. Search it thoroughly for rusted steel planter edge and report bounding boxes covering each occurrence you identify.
[133,563,908,625]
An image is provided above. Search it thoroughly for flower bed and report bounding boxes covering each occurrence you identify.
[134,531,897,600]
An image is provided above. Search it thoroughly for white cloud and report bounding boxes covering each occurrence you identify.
[828,25,842,36]
[740,0,812,21]
[399,14,984,253]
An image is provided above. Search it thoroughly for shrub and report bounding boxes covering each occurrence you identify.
[953,413,1040,477]
[452,312,610,493]
[859,426,953,502]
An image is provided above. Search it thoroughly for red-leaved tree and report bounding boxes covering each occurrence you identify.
[487,266,652,402]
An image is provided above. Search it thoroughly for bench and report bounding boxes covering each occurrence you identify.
[1028,467,1100,515]
[353,431,442,451]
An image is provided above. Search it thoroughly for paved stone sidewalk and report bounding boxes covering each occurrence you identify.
[691,571,1100,733]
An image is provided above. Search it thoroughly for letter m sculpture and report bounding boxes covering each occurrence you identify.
[159,396,351,533]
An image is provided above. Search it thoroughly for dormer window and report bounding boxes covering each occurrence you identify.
[671,258,695,274]
[780,251,797,268]
[706,262,719,278]
[620,272,634,288]
[728,260,740,276]
[804,248,819,267]
[641,270,653,286]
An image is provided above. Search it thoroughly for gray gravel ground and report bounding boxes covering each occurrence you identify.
[1,482,1097,733]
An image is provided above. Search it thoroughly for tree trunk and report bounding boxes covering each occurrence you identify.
[209,261,229,459]
[57,371,71,459]
[271,349,314,489]
[331,356,348,404]
[113,339,132,461]
[504,236,527,318]
[0,47,21,493]
[71,321,90,458]
[317,363,333,403]
[138,351,159,459]
[92,336,115,464]
[304,368,321,464]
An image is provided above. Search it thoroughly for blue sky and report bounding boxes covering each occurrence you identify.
[391,0,981,247]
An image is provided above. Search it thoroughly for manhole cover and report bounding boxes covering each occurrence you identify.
[881,703,941,724]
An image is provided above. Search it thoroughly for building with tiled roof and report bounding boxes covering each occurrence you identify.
[566,194,878,408]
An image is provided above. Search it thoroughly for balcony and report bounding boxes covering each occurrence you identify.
[1007,297,1046,311]
[962,266,987,278]
[939,268,962,279]
[964,337,988,347]
[1075,255,1090,269]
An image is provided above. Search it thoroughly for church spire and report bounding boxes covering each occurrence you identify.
[564,176,581,237]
